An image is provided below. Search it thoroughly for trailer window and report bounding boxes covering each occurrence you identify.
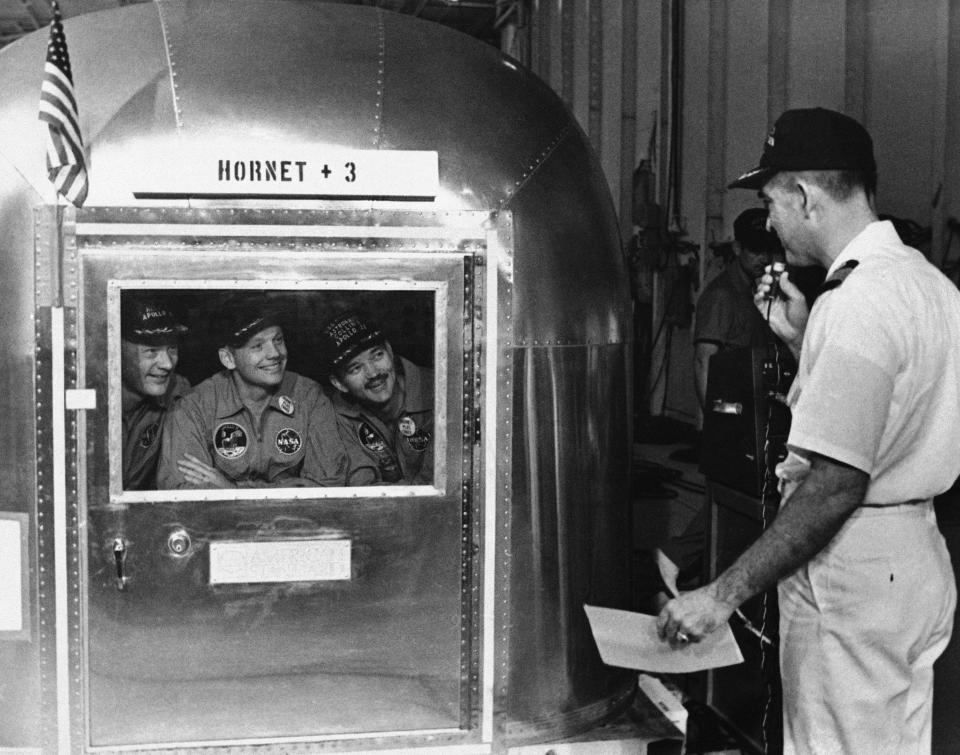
[112,286,441,499]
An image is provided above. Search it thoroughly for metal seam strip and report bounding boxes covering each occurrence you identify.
[460,257,475,729]
[468,256,483,733]
[497,123,573,212]
[481,231,500,744]
[75,223,487,239]
[35,307,57,753]
[375,9,386,149]
[154,0,184,133]
[52,305,70,753]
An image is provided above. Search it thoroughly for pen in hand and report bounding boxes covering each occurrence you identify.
[664,586,776,648]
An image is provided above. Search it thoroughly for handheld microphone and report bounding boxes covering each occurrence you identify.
[765,261,787,300]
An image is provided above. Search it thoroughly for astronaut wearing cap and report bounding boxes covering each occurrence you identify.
[157,295,348,488]
[121,296,191,490]
[318,311,433,486]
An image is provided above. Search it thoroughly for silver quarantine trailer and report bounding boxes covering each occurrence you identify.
[0,1,634,751]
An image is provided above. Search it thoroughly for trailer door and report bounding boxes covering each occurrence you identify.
[68,210,487,750]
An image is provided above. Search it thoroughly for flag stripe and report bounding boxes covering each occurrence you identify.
[39,97,82,148]
[41,63,77,109]
[39,78,79,124]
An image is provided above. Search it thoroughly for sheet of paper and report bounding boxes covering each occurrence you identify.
[584,604,744,674]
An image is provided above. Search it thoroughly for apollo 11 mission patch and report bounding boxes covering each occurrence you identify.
[214,422,248,459]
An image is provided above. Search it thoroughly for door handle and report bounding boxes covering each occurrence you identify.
[711,400,743,415]
[113,537,128,591]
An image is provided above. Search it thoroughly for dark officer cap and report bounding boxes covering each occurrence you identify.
[733,207,782,255]
[318,311,386,374]
[729,107,877,190]
[218,294,284,348]
[121,296,187,346]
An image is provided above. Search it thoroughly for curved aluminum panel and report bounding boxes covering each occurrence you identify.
[0,1,634,747]
[507,133,630,346]
[505,343,635,743]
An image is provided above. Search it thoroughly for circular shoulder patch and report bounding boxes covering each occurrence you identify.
[358,422,388,453]
[398,416,417,437]
[139,422,160,449]
[404,429,431,453]
[214,422,248,459]
[276,427,302,455]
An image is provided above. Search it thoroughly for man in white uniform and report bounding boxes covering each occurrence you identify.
[657,107,960,754]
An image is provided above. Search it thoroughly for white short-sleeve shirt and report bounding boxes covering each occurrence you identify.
[787,220,960,503]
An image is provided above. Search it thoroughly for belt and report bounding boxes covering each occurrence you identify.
[860,498,932,509]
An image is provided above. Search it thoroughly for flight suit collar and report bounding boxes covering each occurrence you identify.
[159,373,189,410]
[215,370,299,419]
[397,357,432,414]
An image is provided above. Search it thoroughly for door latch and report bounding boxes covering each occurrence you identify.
[113,537,128,591]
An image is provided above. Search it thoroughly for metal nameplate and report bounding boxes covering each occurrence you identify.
[134,142,439,200]
[208,539,351,585]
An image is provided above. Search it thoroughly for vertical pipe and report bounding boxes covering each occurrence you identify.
[931,0,960,266]
[650,0,673,416]
[668,0,683,229]
[531,0,548,82]
[704,2,727,236]
[500,0,530,68]
[657,0,671,210]
[931,0,954,267]
[559,0,575,107]
[767,0,790,125]
[844,0,869,123]
[548,0,563,94]
[619,0,638,238]
[587,0,603,155]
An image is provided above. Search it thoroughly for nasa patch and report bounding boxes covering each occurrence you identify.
[404,429,431,453]
[139,422,160,449]
[276,427,302,455]
[214,422,248,459]
[358,422,388,453]
[277,395,295,416]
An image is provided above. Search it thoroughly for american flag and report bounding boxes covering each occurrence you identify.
[38,0,88,207]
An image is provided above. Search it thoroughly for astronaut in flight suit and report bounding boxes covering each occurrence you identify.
[120,296,191,490]
[318,311,434,486]
[157,295,348,489]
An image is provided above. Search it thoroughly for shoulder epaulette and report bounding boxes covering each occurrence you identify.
[813,259,859,302]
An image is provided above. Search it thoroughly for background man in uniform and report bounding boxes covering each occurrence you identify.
[638,209,785,608]
[157,295,347,488]
[121,296,190,490]
[657,107,960,753]
[693,206,785,410]
[318,311,433,486]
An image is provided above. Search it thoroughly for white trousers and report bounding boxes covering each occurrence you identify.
[778,503,956,755]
